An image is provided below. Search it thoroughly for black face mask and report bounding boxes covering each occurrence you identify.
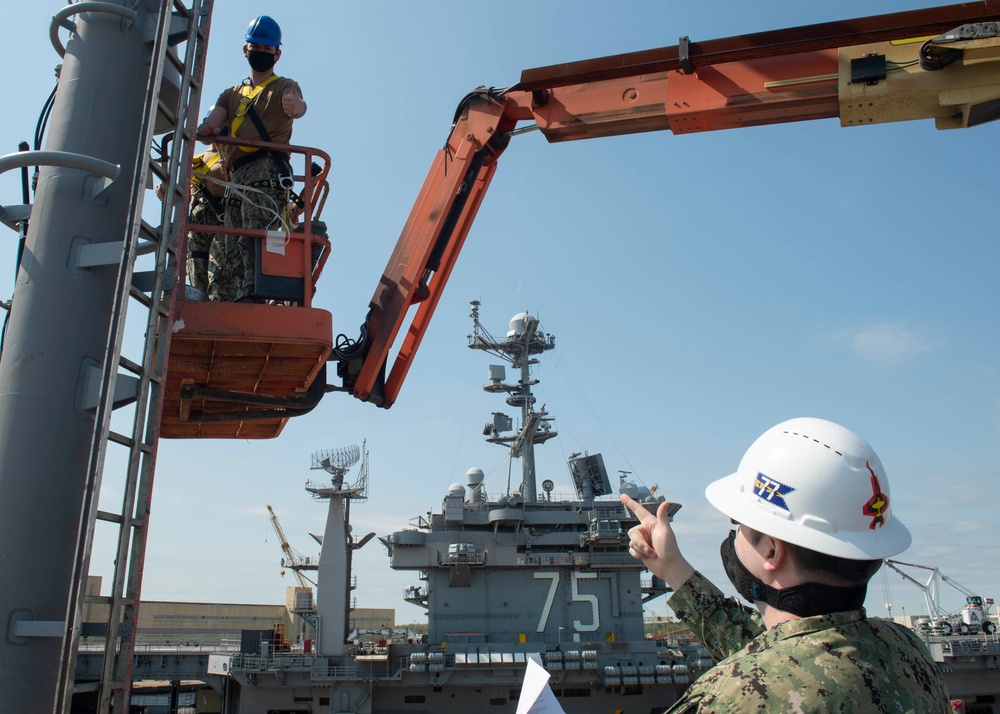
[719,529,869,618]
[247,49,277,72]
[720,529,767,603]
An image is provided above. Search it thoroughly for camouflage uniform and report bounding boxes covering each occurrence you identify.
[186,195,232,300]
[223,152,289,302]
[664,572,950,713]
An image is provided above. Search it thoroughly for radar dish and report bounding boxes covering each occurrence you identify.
[541,479,554,493]
[311,444,361,478]
[567,453,611,499]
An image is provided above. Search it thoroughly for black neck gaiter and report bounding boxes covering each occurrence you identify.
[719,530,868,618]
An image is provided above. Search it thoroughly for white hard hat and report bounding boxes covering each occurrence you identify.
[705,417,911,560]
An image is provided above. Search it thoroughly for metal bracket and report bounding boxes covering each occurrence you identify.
[80,621,109,638]
[678,36,695,74]
[132,265,175,294]
[7,610,64,645]
[0,204,31,234]
[84,174,115,204]
[79,362,140,413]
[935,21,1000,42]
[74,240,124,269]
[144,12,191,47]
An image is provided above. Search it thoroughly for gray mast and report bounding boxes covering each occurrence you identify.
[468,301,556,502]
[0,2,205,710]
[307,444,369,657]
[0,4,155,708]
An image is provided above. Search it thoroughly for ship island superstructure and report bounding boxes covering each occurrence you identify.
[217,305,699,713]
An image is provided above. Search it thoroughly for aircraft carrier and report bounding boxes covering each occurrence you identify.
[204,305,705,712]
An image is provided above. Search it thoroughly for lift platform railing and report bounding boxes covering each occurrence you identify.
[178,136,332,306]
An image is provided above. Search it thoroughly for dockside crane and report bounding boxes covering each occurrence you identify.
[266,505,319,589]
[884,559,996,636]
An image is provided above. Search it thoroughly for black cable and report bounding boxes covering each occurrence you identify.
[32,81,58,195]
[1,144,32,360]
[332,314,370,362]
[919,38,962,72]
[5,78,59,361]
[450,86,515,128]
[34,83,57,151]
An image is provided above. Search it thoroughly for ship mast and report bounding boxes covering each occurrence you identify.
[306,443,369,658]
[468,301,557,503]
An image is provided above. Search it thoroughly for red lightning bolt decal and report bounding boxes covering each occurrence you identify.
[862,461,888,530]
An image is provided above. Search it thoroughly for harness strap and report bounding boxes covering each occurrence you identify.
[197,187,226,220]
[229,74,280,145]
[190,151,222,186]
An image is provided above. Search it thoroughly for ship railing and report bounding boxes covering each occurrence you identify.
[79,635,243,653]
[438,552,487,566]
[588,552,641,566]
[591,503,628,520]
[226,653,406,679]
[230,653,314,672]
[938,638,1000,657]
[311,660,405,681]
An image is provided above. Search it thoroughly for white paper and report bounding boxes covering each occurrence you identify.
[265,229,286,255]
[515,653,567,714]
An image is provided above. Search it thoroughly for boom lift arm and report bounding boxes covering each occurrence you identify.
[337,1,1000,408]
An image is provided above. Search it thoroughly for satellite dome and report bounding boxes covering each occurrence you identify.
[507,312,532,338]
[620,481,639,499]
[465,468,485,486]
[447,483,466,498]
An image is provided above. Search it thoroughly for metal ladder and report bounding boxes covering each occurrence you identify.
[55,1,214,712]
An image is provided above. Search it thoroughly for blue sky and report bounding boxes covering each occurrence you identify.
[2,1,998,626]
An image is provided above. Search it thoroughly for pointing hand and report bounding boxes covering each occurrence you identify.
[621,494,694,588]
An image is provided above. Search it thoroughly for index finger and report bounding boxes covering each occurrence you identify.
[620,493,657,525]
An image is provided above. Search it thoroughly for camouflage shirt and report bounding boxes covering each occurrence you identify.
[665,572,950,713]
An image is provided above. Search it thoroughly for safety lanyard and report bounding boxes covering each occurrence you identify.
[229,74,280,143]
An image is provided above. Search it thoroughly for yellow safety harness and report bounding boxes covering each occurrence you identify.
[190,151,225,219]
[230,74,280,152]
[190,151,221,186]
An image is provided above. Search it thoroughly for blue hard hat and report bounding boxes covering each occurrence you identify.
[245,15,281,47]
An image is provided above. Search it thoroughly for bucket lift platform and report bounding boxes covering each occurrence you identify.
[160,139,333,439]
[161,301,332,438]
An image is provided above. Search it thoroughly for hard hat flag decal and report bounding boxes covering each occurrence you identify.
[752,473,795,511]
[862,462,888,530]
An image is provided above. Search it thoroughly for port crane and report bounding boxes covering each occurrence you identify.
[884,559,997,636]
[266,505,318,590]
[1,2,999,712]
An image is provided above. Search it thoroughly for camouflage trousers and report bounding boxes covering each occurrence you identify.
[186,198,234,301]
[223,153,290,302]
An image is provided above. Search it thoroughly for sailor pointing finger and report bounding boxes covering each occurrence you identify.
[620,494,694,589]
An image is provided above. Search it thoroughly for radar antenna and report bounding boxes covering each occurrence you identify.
[312,444,360,481]
[308,440,369,501]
